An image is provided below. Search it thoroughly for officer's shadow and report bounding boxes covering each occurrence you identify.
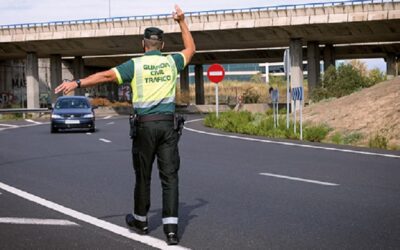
[148,198,208,237]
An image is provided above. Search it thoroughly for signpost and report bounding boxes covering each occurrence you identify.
[207,64,225,118]
[283,49,291,129]
[292,87,304,140]
[271,89,279,128]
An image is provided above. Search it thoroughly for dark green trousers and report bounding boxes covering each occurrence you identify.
[131,120,180,230]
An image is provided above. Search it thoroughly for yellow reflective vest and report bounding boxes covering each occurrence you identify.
[131,55,178,115]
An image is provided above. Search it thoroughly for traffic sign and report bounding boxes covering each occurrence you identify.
[207,64,225,83]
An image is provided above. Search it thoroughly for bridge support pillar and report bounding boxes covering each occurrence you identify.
[195,64,205,105]
[180,66,190,104]
[307,42,321,93]
[50,55,62,104]
[323,44,335,71]
[73,56,85,96]
[386,53,396,80]
[290,39,303,111]
[397,57,400,77]
[26,52,40,110]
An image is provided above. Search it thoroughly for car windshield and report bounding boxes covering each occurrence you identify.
[55,99,90,109]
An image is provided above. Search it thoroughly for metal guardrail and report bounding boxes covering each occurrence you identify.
[0,0,398,29]
[0,108,51,114]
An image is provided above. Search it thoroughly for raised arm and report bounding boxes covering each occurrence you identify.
[173,5,196,64]
[54,69,117,95]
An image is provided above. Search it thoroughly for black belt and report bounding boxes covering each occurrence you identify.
[137,114,174,123]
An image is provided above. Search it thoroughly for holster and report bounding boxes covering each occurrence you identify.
[174,114,185,136]
[129,114,138,139]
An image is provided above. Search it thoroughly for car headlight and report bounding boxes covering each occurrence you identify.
[51,114,63,119]
[83,113,94,118]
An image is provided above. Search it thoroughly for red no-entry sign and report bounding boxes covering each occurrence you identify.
[207,64,225,83]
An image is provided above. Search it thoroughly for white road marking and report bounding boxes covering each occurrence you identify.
[184,119,400,159]
[0,217,79,226]
[0,122,50,131]
[25,119,42,125]
[0,123,19,128]
[86,132,92,135]
[99,138,112,143]
[106,121,115,125]
[259,173,339,186]
[0,182,189,250]
[103,116,113,119]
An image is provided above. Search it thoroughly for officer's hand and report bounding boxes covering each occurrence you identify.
[173,5,185,22]
[54,81,78,95]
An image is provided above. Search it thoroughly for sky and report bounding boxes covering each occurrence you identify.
[0,0,386,71]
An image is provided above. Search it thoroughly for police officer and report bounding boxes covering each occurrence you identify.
[55,5,195,245]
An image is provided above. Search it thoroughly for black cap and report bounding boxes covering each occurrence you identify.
[144,27,164,41]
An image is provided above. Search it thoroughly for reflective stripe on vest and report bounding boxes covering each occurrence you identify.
[131,55,177,115]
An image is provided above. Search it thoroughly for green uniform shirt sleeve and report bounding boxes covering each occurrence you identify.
[112,59,135,85]
[171,53,186,73]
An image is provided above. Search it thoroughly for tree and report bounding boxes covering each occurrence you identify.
[348,59,368,77]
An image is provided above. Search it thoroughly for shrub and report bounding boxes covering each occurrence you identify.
[204,111,331,143]
[310,87,330,103]
[242,87,261,103]
[250,72,263,83]
[368,134,388,149]
[311,63,380,102]
[331,132,343,144]
[331,132,363,145]
[343,132,363,145]
[367,68,386,86]
[303,125,331,142]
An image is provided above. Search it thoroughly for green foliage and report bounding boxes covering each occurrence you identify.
[268,75,285,87]
[250,72,263,83]
[204,111,330,142]
[310,64,386,102]
[242,87,261,103]
[368,134,388,149]
[343,132,363,145]
[0,113,23,120]
[303,125,331,142]
[331,132,343,144]
[330,131,363,145]
[388,144,400,151]
[310,87,330,102]
[367,68,387,86]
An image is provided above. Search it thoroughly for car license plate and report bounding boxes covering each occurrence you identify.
[65,120,80,124]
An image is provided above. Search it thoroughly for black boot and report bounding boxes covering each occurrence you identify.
[166,232,179,245]
[164,224,179,245]
[125,214,148,235]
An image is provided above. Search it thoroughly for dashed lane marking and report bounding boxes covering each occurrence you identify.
[103,116,113,119]
[0,218,79,226]
[184,119,400,159]
[0,181,189,250]
[99,138,112,143]
[259,173,339,186]
[106,122,115,125]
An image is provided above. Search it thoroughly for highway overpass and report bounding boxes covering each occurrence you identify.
[0,0,399,108]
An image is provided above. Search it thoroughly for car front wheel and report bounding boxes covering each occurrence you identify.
[51,126,58,133]
[89,123,95,133]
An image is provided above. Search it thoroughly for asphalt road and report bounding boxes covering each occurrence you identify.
[0,115,399,250]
